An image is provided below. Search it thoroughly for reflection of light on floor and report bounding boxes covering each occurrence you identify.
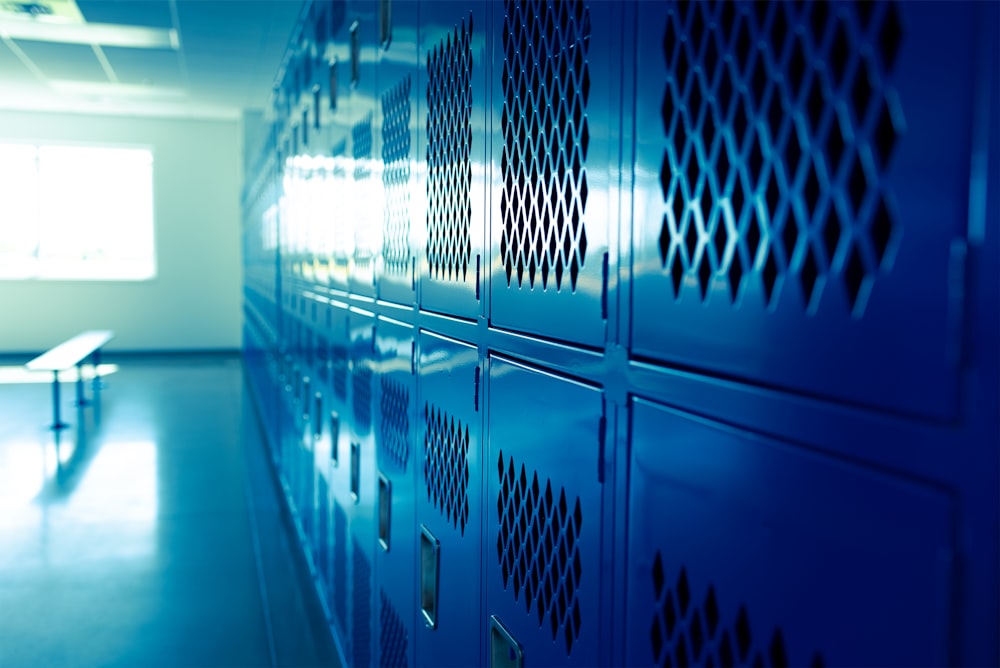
[0,442,53,521]
[0,364,119,384]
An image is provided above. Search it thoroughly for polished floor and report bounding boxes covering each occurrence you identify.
[0,354,339,668]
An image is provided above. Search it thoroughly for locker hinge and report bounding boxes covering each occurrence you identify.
[597,399,607,484]
[474,365,481,412]
[600,252,609,320]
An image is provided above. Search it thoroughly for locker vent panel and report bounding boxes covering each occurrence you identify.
[650,552,825,668]
[353,537,372,668]
[500,0,591,292]
[379,377,410,472]
[425,15,473,282]
[353,362,372,432]
[423,404,470,534]
[497,451,583,654]
[658,0,902,313]
[379,589,409,668]
[334,500,348,627]
[333,344,348,400]
[332,140,349,270]
[353,112,375,267]
[382,76,413,276]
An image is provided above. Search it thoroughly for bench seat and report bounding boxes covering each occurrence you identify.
[26,330,114,429]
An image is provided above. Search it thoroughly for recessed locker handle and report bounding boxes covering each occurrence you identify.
[350,441,361,502]
[330,411,340,465]
[313,392,323,438]
[490,616,523,668]
[378,473,391,551]
[419,525,440,629]
[379,0,391,48]
[349,20,360,87]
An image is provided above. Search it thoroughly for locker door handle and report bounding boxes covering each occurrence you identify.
[350,441,361,502]
[329,411,340,466]
[490,616,523,668]
[379,0,392,49]
[419,525,440,629]
[378,473,391,551]
[349,20,360,87]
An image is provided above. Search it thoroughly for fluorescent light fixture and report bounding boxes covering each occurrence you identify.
[49,80,187,99]
[0,19,177,49]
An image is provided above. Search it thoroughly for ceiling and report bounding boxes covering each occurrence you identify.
[0,0,304,120]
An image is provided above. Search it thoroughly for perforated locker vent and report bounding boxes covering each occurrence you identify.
[379,377,410,471]
[353,112,373,180]
[650,552,825,668]
[382,76,412,276]
[353,362,373,432]
[380,589,409,668]
[423,403,470,534]
[333,344,348,400]
[426,15,473,282]
[353,537,372,668]
[496,451,583,655]
[334,500,348,628]
[658,0,902,314]
[500,0,590,291]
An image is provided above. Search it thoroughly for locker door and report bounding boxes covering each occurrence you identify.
[374,317,417,668]
[326,299,353,640]
[414,331,482,666]
[625,397,953,666]
[418,2,489,320]
[487,0,618,348]
[348,307,377,668]
[377,0,420,307]
[631,1,981,419]
[348,0,381,296]
[486,359,604,666]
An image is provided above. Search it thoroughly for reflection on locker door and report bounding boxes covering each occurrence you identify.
[415,331,482,666]
[327,300,353,641]
[487,358,605,666]
[626,397,953,667]
[374,317,417,668]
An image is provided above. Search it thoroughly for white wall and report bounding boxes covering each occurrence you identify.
[0,110,242,353]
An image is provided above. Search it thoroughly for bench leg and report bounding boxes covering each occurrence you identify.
[75,361,89,407]
[51,371,68,430]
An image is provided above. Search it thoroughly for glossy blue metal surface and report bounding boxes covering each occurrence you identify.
[241,0,999,665]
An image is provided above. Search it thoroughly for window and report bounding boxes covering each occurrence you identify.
[0,143,156,280]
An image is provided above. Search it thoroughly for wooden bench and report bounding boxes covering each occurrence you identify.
[26,330,114,430]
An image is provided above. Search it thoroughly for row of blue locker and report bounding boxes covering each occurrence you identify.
[244,0,998,422]
[241,0,998,664]
[244,298,968,666]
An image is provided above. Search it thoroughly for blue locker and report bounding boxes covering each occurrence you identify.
[487,358,605,666]
[374,317,417,668]
[347,0,381,297]
[347,308,378,668]
[626,397,953,666]
[631,1,982,420]
[487,0,617,348]
[415,331,482,666]
[418,2,489,320]
[377,0,420,307]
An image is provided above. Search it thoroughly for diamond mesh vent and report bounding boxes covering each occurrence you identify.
[426,15,473,282]
[353,362,372,432]
[380,589,409,668]
[423,403,470,534]
[334,500,348,628]
[353,112,375,267]
[332,344,348,400]
[496,451,583,655]
[379,377,410,472]
[382,76,413,276]
[500,0,591,291]
[353,537,372,668]
[650,552,825,668]
[657,0,902,314]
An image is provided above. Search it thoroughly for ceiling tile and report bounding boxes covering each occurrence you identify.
[101,46,183,87]
[76,0,173,29]
[13,41,108,81]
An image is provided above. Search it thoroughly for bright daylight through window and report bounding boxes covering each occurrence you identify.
[0,143,155,280]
